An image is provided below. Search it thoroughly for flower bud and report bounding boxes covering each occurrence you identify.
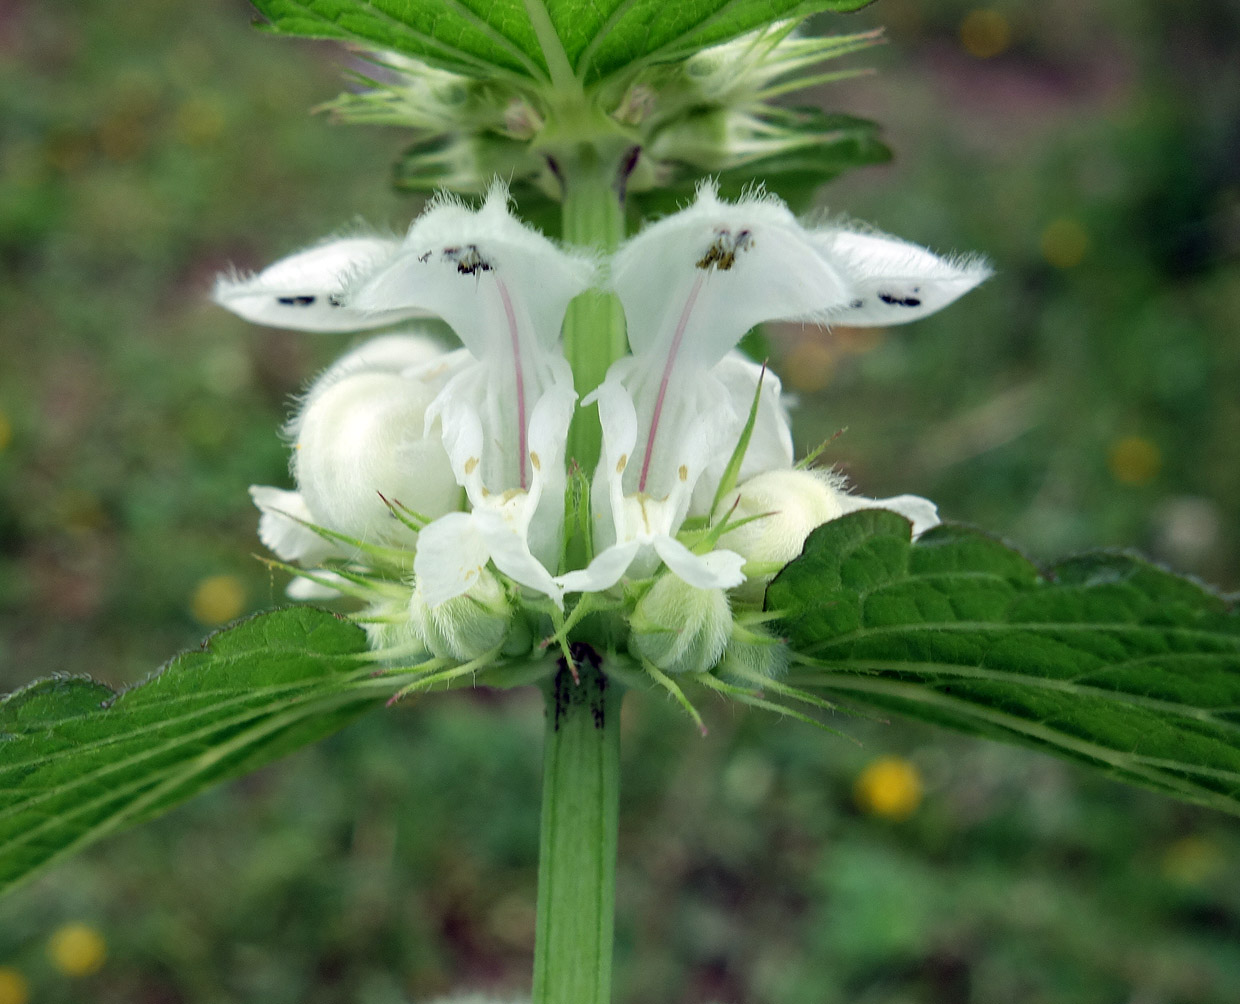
[293,368,460,548]
[631,574,732,675]
[715,469,846,603]
[360,595,430,659]
[409,570,511,661]
[315,332,448,386]
[717,624,789,683]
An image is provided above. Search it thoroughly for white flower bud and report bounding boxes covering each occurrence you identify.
[715,468,846,602]
[293,369,460,548]
[409,571,511,661]
[631,574,732,675]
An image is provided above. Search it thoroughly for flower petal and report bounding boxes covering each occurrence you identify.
[810,228,992,327]
[249,486,342,565]
[690,352,794,516]
[352,186,589,508]
[413,511,492,607]
[835,492,941,537]
[473,508,564,608]
[293,368,460,548]
[557,541,642,594]
[652,536,747,589]
[214,236,414,332]
[350,184,595,360]
[288,334,467,439]
[286,573,349,601]
[611,182,851,371]
[522,368,577,567]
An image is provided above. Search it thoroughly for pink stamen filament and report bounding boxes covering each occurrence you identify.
[496,278,528,491]
[638,272,705,492]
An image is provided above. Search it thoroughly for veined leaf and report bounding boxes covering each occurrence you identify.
[769,511,1240,815]
[0,607,396,896]
[250,0,875,87]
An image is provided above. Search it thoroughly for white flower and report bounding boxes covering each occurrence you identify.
[221,181,987,622]
[564,182,988,596]
[346,184,596,607]
[248,332,463,597]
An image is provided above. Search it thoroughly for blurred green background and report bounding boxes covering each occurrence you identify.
[1,0,1238,1002]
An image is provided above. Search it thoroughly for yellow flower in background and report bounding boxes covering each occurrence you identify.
[855,756,923,821]
[1041,218,1090,269]
[47,923,107,978]
[1108,435,1161,486]
[960,9,1012,60]
[0,967,29,1004]
[190,574,247,626]
[1161,835,1225,887]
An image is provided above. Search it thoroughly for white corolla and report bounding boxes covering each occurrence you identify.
[217,181,988,614]
[559,182,990,596]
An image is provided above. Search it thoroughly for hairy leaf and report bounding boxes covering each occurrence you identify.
[0,607,392,895]
[770,511,1240,815]
[250,0,874,85]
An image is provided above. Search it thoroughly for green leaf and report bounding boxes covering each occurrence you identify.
[250,0,875,86]
[769,512,1240,815]
[0,607,391,895]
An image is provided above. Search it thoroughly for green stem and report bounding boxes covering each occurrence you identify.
[532,659,621,1004]
[560,145,629,479]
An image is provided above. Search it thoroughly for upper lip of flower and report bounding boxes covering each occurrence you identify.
[347,184,596,496]
[218,180,990,605]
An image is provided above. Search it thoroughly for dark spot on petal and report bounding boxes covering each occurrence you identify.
[417,250,432,263]
[879,292,921,307]
[443,243,493,275]
[849,299,865,309]
[696,228,754,271]
[276,295,316,307]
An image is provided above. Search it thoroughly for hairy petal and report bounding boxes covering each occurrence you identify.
[214,236,412,332]
[249,486,342,566]
[810,228,992,327]
[413,512,493,607]
[611,182,852,368]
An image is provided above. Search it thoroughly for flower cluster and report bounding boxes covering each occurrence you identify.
[216,182,987,696]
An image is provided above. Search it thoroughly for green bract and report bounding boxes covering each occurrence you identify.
[256,0,887,200]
